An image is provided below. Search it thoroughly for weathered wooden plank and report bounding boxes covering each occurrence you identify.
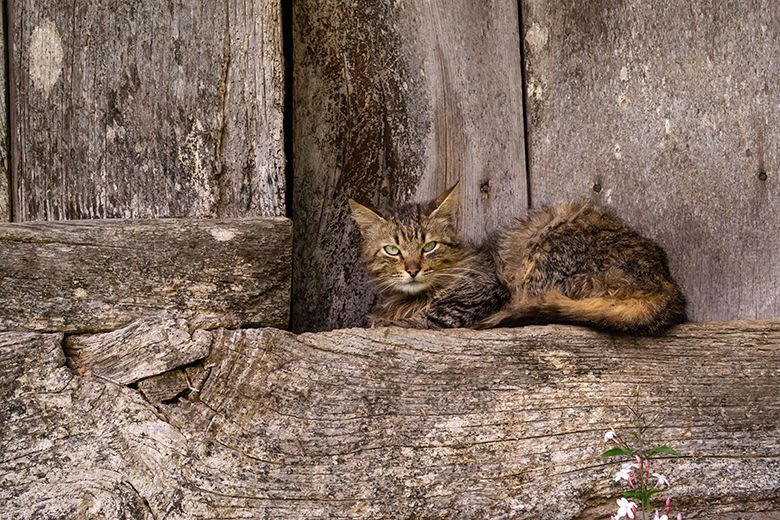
[218,0,286,218]
[292,0,526,332]
[522,0,780,321]
[10,0,284,220]
[0,217,291,332]
[0,2,9,222]
[1,322,779,518]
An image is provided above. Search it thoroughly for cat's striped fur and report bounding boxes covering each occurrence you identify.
[349,184,686,335]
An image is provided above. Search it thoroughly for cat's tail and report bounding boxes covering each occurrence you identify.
[478,285,686,335]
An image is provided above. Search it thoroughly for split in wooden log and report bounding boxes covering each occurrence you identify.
[64,315,211,384]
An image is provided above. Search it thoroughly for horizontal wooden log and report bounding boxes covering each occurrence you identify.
[0,218,291,332]
[1,322,778,518]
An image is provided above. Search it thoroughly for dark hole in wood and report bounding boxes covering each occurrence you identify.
[160,388,193,406]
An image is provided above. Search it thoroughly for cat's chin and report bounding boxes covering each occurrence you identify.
[394,281,431,295]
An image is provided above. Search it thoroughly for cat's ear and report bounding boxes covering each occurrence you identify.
[348,199,386,234]
[428,181,460,220]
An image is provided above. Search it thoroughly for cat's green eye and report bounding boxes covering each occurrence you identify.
[422,241,438,253]
[383,245,400,256]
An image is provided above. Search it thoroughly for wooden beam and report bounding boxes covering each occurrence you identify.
[0,218,291,332]
[292,0,527,332]
[2,322,778,517]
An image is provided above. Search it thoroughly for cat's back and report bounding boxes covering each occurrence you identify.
[498,203,627,257]
[497,203,677,297]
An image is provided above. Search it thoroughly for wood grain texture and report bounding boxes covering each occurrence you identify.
[1,322,779,518]
[0,217,291,332]
[10,0,284,221]
[522,0,780,322]
[292,0,527,332]
[64,316,211,384]
[0,3,9,222]
[136,368,192,403]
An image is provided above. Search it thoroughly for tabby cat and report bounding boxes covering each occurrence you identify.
[348,183,686,335]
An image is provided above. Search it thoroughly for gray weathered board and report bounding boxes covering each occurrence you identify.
[522,0,780,322]
[0,218,291,332]
[0,4,9,222]
[292,0,527,332]
[2,322,779,518]
[9,0,285,221]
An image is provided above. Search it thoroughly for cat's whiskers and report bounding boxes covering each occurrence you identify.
[373,270,434,295]
[431,266,482,281]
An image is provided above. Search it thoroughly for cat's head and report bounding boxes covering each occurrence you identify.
[348,183,464,296]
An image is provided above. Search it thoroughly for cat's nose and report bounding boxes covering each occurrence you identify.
[405,264,420,278]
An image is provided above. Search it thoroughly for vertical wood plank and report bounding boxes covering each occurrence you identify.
[219,0,286,218]
[522,0,780,321]
[10,0,284,220]
[412,3,528,243]
[292,0,526,332]
[0,0,9,222]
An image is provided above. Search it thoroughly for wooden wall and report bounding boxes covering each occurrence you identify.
[292,0,779,331]
[522,0,780,322]
[292,0,527,332]
[7,0,285,220]
[1,1,777,330]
